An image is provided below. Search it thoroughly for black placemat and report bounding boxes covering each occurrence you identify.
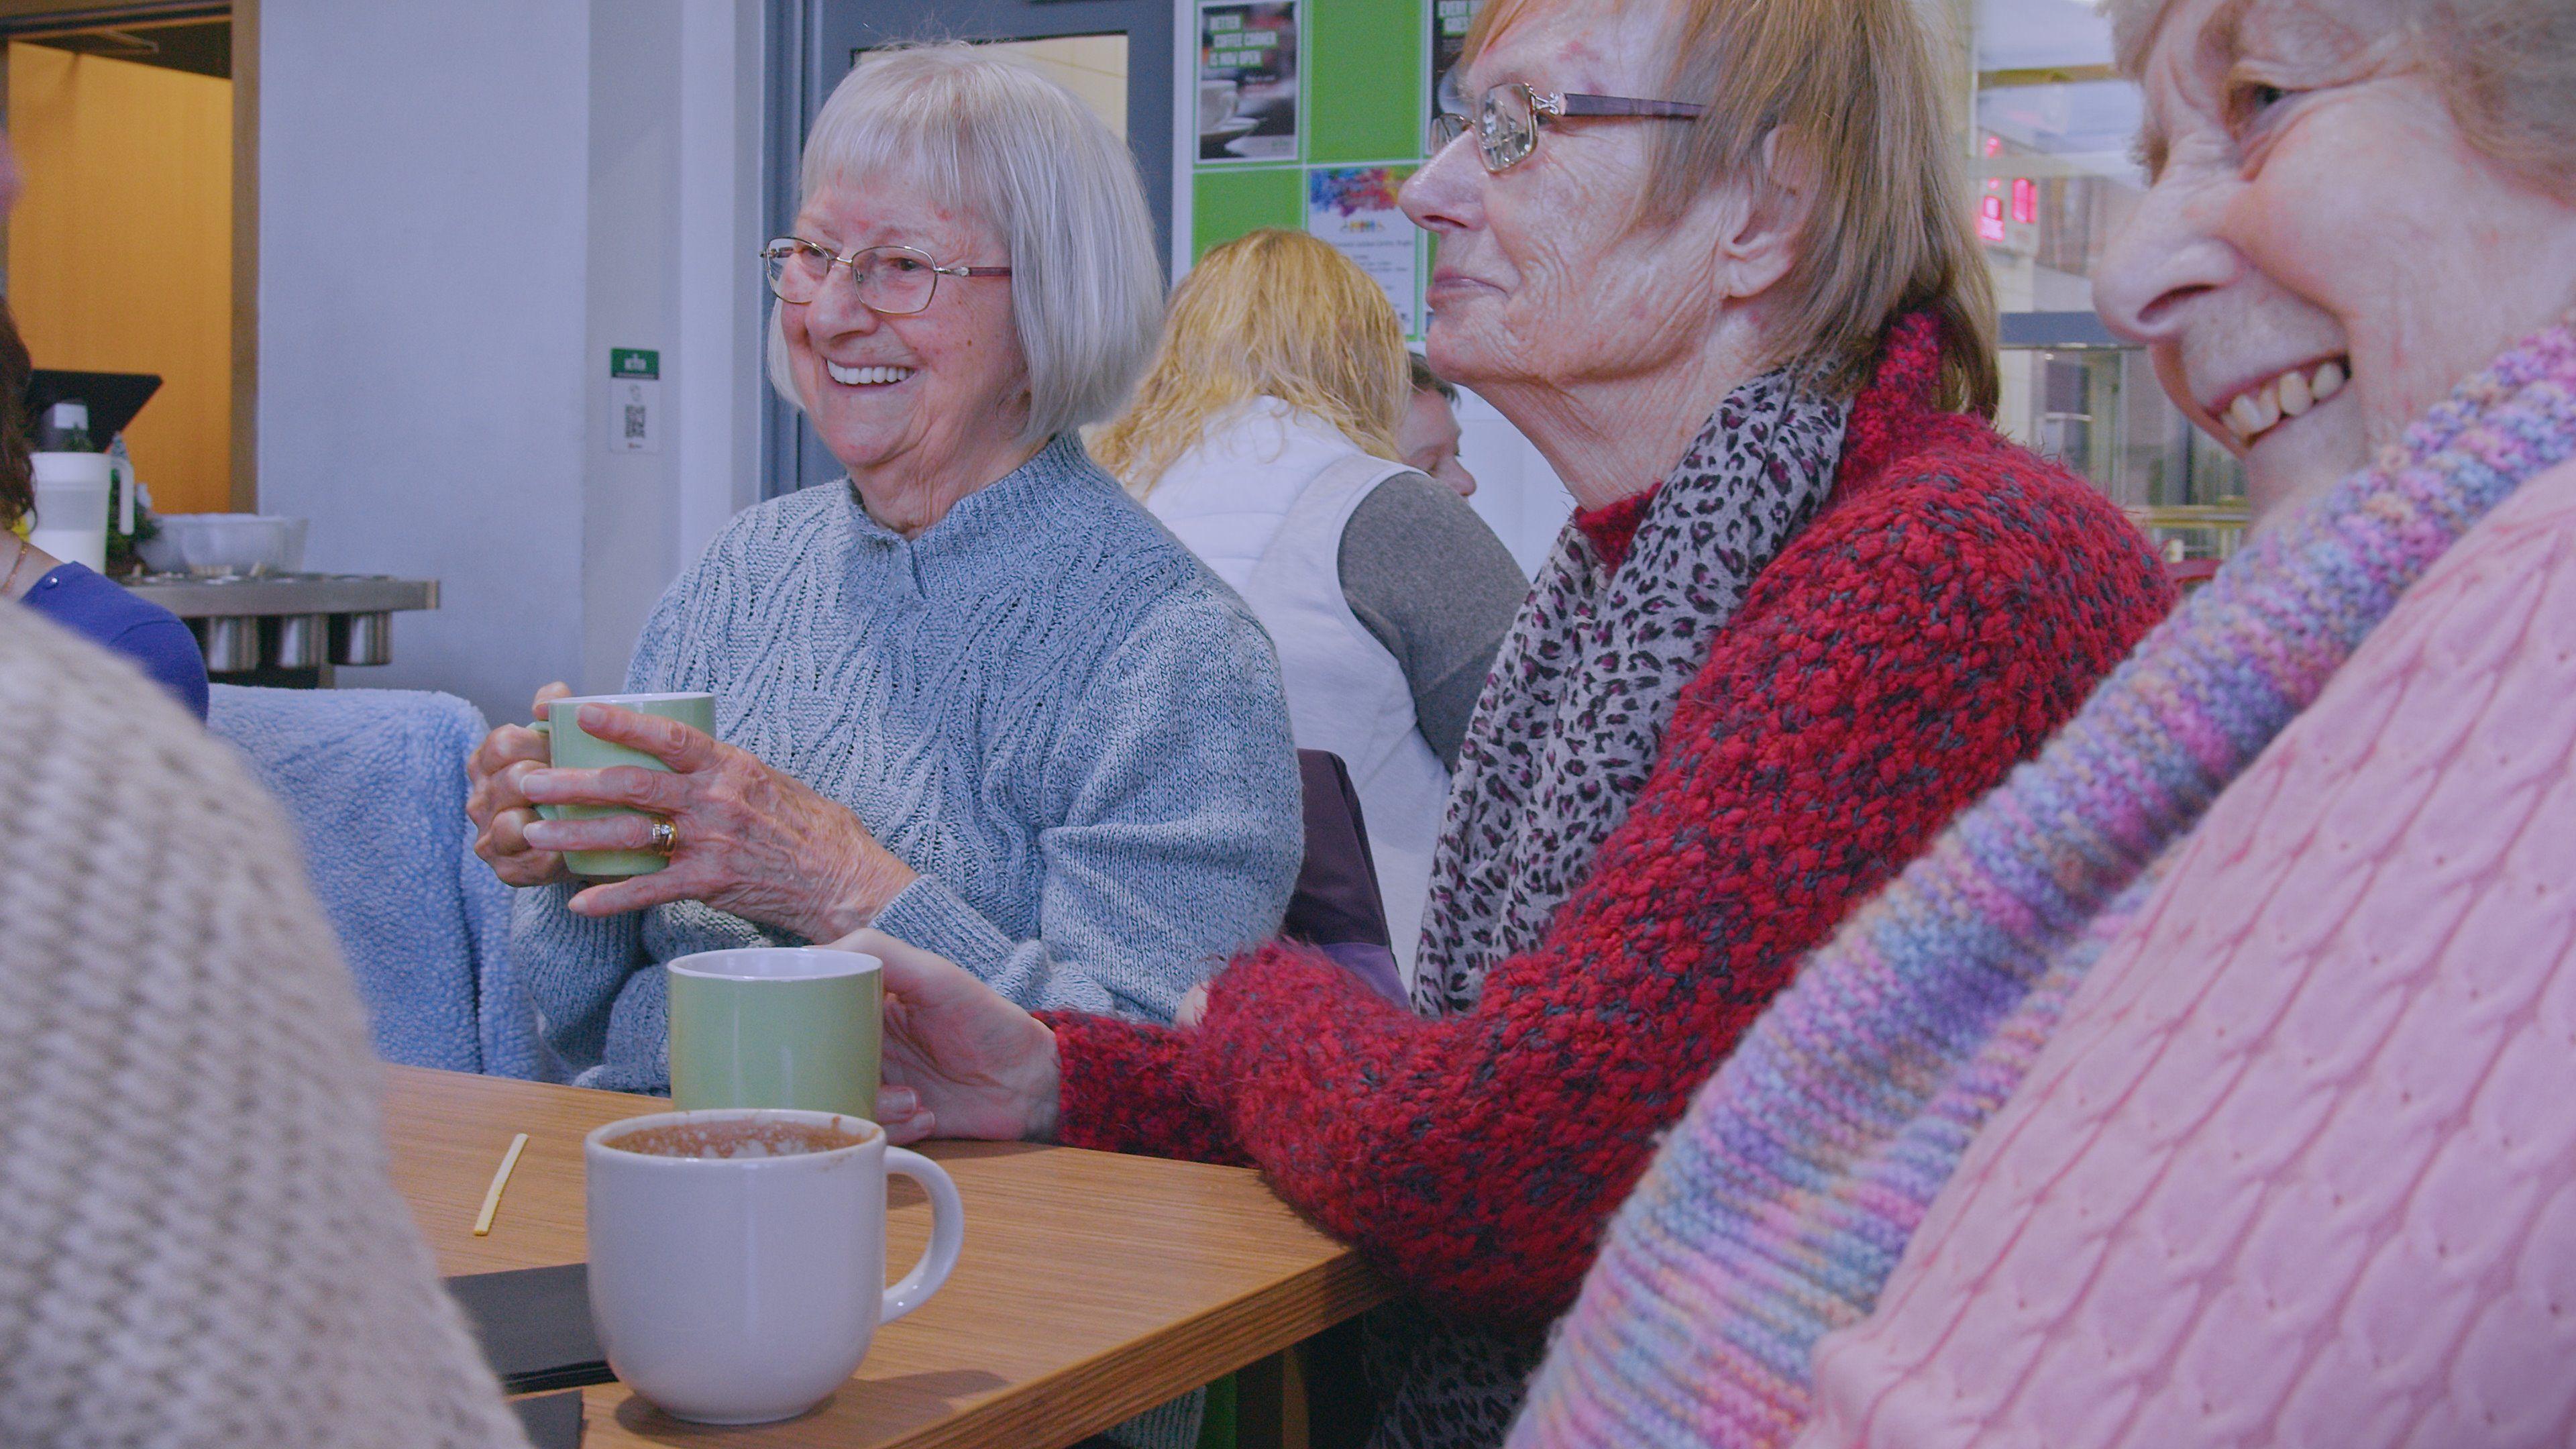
[511,1389,584,1448]
[445,1263,614,1396]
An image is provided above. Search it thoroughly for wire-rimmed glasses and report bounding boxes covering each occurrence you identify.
[760,237,1012,315]
[1430,78,1705,173]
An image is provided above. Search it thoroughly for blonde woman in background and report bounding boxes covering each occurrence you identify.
[1094,228,1525,977]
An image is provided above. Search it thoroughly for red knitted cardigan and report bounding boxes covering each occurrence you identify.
[1040,317,2173,1330]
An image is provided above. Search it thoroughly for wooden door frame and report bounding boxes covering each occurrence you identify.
[227,0,251,508]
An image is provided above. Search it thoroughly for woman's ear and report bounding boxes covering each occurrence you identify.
[1707,127,1815,302]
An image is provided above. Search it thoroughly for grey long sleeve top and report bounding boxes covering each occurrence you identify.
[1336,473,1528,768]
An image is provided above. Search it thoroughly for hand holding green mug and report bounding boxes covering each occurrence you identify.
[488,688,922,936]
[527,692,718,877]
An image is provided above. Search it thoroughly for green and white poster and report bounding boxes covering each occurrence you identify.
[1190,0,1458,336]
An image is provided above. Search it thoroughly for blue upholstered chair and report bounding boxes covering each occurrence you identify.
[209,684,551,1079]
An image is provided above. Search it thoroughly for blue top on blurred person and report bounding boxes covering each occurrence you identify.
[9,558,207,718]
[0,297,207,718]
[468,44,1301,1091]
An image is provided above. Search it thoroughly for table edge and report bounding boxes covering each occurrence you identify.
[390,1066,1401,1447]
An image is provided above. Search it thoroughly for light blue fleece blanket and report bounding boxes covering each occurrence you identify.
[210,684,549,1079]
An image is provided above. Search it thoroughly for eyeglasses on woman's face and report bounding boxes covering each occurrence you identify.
[1430,77,1705,174]
[761,237,1012,316]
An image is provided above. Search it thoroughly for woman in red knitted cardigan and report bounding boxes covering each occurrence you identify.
[857,0,2171,1442]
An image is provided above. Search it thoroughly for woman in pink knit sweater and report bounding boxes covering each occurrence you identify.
[1510,0,2576,1445]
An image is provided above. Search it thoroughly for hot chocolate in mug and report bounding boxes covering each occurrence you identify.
[584,1108,963,1425]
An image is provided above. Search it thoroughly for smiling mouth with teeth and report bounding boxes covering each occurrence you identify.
[826,362,916,387]
[2214,358,2348,447]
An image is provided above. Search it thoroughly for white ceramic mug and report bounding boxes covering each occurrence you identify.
[584,1108,965,1425]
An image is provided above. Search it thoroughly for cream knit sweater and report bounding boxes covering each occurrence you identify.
[0,606,527,1448]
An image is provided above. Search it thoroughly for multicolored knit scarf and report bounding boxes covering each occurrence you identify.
[1507,315,2576,1449]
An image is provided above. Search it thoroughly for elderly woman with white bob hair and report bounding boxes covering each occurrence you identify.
[465,45,1301,1093]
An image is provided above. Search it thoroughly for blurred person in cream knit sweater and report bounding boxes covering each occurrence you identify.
[0,603,527,1448]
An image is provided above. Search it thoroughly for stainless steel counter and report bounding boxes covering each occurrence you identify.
[121,573,438,617]
[119,572,439,676]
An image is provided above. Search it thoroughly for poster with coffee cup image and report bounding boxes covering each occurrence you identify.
[1199,1,1297,162]
[1429,0,1482,133]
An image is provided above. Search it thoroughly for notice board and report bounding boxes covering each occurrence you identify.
[1188,0,1481,340]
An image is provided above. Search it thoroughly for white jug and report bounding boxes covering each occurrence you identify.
[28,452,112,573]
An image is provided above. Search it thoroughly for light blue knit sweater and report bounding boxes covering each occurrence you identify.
[513,436,1303,1091]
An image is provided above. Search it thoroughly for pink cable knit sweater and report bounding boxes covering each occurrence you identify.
[1793,455,2576,1447]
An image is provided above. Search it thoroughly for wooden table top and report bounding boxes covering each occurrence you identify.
[383,1065,1392,1449]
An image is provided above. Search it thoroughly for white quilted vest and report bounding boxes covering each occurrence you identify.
[1142,398,1452,971]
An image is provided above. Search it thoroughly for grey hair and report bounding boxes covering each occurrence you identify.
[2106,0,2576,201]
[2103,0,2182,75]
[765,44,1165,441]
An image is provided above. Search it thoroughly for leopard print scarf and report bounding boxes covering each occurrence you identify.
[1409,368,1849,1016]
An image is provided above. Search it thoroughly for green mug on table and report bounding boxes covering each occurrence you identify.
[530,690,715,877]
[667,946,882,1121]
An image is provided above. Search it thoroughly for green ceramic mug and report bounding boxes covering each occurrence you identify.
[531,691,716,877]
[667,947,881,1120]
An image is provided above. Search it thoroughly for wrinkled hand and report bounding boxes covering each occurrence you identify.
[515,702,917,938]
[847,928,1059,1146]
[466,682,576,888]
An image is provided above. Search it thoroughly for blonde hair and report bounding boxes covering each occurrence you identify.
[1093,229,1410,496]
[2110,0,2576,203]
[1466,0,1998,414]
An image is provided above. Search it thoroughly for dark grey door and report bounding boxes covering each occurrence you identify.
[767,0,1175,494]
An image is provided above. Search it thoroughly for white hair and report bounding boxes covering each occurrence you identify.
[766,44,1165,443]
